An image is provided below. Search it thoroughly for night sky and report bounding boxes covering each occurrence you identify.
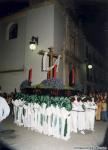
[74,0,108,55]
[0,0,29,17]
[0,0,107,55]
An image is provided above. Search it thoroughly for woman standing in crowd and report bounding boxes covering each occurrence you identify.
[95,95,102,121]
[101,96,108,121]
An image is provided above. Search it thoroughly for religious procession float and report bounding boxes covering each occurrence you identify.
[12,48,96,140]
[12,77,79,140]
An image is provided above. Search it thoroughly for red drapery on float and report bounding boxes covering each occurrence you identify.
[53,64,57,79]
[28,68,32,82]
[47,64,57,79]
[47,71,51,79]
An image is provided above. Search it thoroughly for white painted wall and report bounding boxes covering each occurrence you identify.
[54,6,65,52]
[53,6,65,79]
[0,3,66,92]
[25,4,54,86]
[0,16,26,93]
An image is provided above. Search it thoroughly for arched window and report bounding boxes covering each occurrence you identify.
[7,23,18,40]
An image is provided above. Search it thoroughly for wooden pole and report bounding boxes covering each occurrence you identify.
[48,47,54,78]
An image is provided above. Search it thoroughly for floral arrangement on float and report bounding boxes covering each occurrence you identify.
[33,78,64,89]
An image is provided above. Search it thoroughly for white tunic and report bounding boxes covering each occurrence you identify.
[89,101,97,131]
[71,100,79,133]
[77,101,85,131]
[0,96,10,121]
[84,101,91,130]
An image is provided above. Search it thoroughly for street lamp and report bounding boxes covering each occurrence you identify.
[29,36,38,50]
[88,64,93,69]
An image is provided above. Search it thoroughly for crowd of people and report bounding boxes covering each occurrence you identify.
[87,92,108,121]
[0,89,108,150]
[0,91,108,122]
[69,92,108,135]
[10,92,107,140]
[94,93,108,122]
[70,95,96,135]
[0,90,108,139]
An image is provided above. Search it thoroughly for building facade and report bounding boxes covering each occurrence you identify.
[85,41,108,93]
[0,0,107,93]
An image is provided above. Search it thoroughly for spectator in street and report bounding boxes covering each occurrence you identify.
[0,96,10,123]
[95,96,102,121]
[104,92,108,118]
[101,97,108,122]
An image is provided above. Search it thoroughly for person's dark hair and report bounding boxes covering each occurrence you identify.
[3,92,8,99]
[77,97,81,102]
[70,96,75,102]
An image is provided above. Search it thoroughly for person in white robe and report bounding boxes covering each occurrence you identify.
[22,103,29,127]
[83,97,91,130]
[46,105,53,136]
[70,96,78,133]
[41,103,47,134]
[12,99,25,126]
[89,97,97,131]
[77,97,86,134]
[0,96,10,122]
[60,107,71,140]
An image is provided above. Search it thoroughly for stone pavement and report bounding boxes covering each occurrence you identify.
[0,117,108,150]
